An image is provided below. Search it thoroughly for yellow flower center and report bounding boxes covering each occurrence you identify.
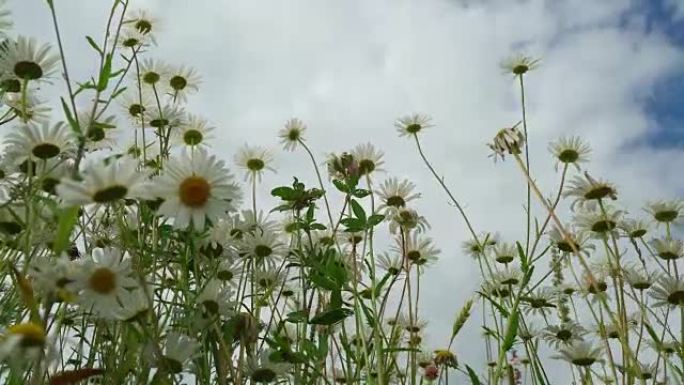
[179,176,211,207]
[8,322,45,347]
[88,267,117,294]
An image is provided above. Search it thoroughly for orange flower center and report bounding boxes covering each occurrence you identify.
[179,176,211,207]
[88,267,117,294]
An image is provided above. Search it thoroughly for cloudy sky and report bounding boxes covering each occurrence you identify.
[10,0,684,379]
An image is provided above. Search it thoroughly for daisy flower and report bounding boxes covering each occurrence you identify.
[574,206,623,239]
[246,350,292,383]
[278,118,307,151]
[116,27,148,49]
[492,242,516,264]
[174,114,213,147]
[376,252,403,276]
[650,238,683,261]
[462,232,499,258]
[650,275,684,308]
[138,58,169,87]
[0,36,59,82]
[548,136,590,171]
[119,91,154,124]
[394,113,433,138]
[145,103,184,130]
[0,322,46,366]
[0,0,12,35]
[57,157,149,206]
[28,253,78,302]
[78,113,120,151]
[555,340,602,367]
[70,248,139,319]
[310,229,341,249]
[124,9,159,37]
[160,332,199,373]
[645,199,683,224]
[351,143,385,176]
[325,152,358,180]
[563,173,618,210]
[521,287,557,316]
[491,268,523,286]
[388,207,430,234]
[234,144,276,182]
[196,278,236,316]
[4,122,75,161]
[619,218,649,239]
[216,259,243,287]
[167,65,200,103]
[3,89,51,124]
[547,225,594,256]
[488,124,525,161]
[395,233,440,267]
[155,149,242,230]
[375,177,420,213]
[542,322,586,349]
[240,228,286,265]
[623,264,658,291]
[254,268,285,293]
[501,54,540,76]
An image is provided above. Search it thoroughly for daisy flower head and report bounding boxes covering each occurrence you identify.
[388,207,430,234]
[278,118,307,151]
[377,252,403,276]
[548,136,590,171]
[650,275,684,308]
[0,36,59,82]
[3,89,51,124]
[650,238,683,261]
[247,350,292,383]
[394,113,433,138]
[501,54,540,76]
[239,228,286,266]
[547,225,594,257]
[174,114,214,147]
[619,218,649,239]
[645,199,683,224]
[78,113,120,151]
[521,287,557,316]
[555,340,603,367]
[57,157,150,206]
[488,123,525,161]
[119,91,154,124]
[196,278,236,317]
[28,253,79,302]
[70,248,139,319]
[4,122,75,161]
[112,287,151,322]
[542,321,586,349]
[623,264,658,291]
[0,0,12,35]
[376,177,420,214]
[563,172,617,210]
[351,143,385,176]
[0,322,47,367]
[145,103,184,130]
[160,332,199,374]
[117,27,148,49]
[574,206,623,239]
[167,64,201,103]
[138,58,169,87]
[462,232,499,258]
[492,242,516,264]
[234,144,276,183]
[155,149,242,230]
[124,9,159,41]
[392,233,440,267]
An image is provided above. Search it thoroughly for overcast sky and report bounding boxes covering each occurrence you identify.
[10,0,684,380]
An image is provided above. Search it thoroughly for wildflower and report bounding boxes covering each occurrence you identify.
[557,283,577,296]
[351,143,385,176]
[501,54,540,76]
[216,259,243,287]
[254,268,285,293]
[174,114,214,147]
[547,225,593,256]
[278,118,307,151]
[492,242,516,264]
[481,280,512,298]
[124,9,159,38]
[579,270,609,297]
[650,275,684,308]
[632,362,658,380]
[235,144,276,182]
[650,238,683,261]
[376,252,403,276]
[647,339,680,356]
[57,157,150,206]
[462,232,499,258]
[392,233,440,267]
[564,173,617,210]
[619,218,649,239]
[388,207,430,234]
[197,279,236,316]
[0,0,11,35]
[645,199,683,224]
[555,340,602,367]
[375,177,421,214]
[139,58,168,86]
[240,209,279,234]
[78,113,120,151]
[160,332,199,373]
[521,287,557,316]
[395,113,433,138]
[5,122,75,161]
[623,264,657,290]
[0,36,59,82]
[167,65,200,103]
[311,229,341,249]
[146,103,184,130]
[492,269,523,286]
[239,228,286,266]
[0,322,46,364]
[117,27,147,49]
[574,206,623,239]
[28,253,78,302]
[488,124,525,161]
[113,288,151,322]
[155,149,242,230]
[120,91,153,123]
[70,248,139,319]
[246,350,292,383]
[3,90,51,124]
[548,136,590,170]
[542,322,586,348]
[518,322,541,341]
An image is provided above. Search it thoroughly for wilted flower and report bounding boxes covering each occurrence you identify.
[488,124,525,161]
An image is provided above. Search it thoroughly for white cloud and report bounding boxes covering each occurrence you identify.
[10,0,684,380]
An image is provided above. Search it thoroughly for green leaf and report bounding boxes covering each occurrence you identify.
[110,86,128,100]
[61,98,81,133]
[85,36,103,55]
[502,309,519,351]
[466,365,482,385]
[285,310,308,324]
[477,291,510,318]
[309,308,353,325]
[271,186,295,200]
[367,214,385,227]
[516,241,528,273]
[332,179,347,193]
[52,206,80,254]
[330,290,342,309]
[97,53,113,91]
[350,199,366,222]
[352,188,370,198]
